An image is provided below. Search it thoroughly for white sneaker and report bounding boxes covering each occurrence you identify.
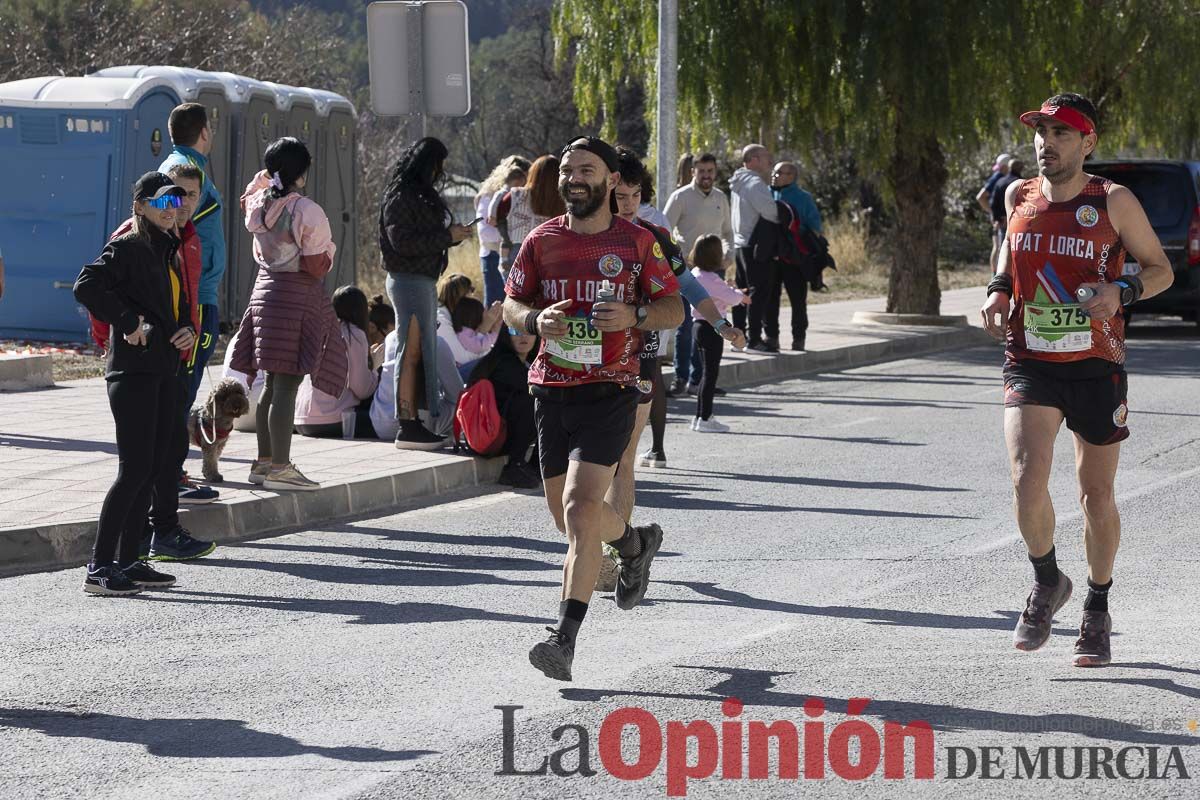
[248,461,271,486]
[690,417,700,431]
[694,417,730,433]
[264,463,320,491]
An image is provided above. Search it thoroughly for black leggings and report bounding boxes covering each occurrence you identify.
[648,360,667,453]
[94,372,178,566]
[256,372,304,465]
[693,320,724,420]
[141,374,188,537]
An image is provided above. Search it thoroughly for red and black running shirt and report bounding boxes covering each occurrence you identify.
[505,215,679,388]
[1005,175,1128,368]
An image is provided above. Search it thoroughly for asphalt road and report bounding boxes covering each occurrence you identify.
[2,323,1198,799]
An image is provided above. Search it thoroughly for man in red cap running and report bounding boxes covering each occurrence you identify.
[980,92,1172,666]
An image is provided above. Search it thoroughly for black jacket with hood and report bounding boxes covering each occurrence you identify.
[74,223,190,380]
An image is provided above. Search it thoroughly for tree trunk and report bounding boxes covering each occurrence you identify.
[885,126,948,315]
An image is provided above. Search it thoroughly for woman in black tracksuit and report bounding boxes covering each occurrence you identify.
[74,172,196,596]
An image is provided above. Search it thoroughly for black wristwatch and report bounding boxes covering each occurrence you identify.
[1115,279,1136,306]
[635,306,648,327]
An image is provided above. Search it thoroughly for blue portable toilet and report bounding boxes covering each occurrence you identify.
[0,75,183,341]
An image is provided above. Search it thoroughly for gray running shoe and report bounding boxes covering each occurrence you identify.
[264,463,320,492]
[1013,571,1073,651]
[1072,611,1112,667]
[615,523,664,610]
[528,627,574,681]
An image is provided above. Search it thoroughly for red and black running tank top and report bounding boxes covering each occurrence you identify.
[1005,175,1127,368]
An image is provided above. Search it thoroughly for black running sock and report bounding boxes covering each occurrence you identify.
[1029,546,1060,586]
[557,599,588,644]
[1084,578,1112,613]
[610,524,643,559]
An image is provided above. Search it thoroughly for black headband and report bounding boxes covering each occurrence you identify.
[559,136,620,173]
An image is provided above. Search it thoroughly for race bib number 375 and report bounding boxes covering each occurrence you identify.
[1024,301,1092,353]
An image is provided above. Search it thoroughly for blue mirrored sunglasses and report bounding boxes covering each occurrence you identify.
[146,194,183,210]
[506,326,522,336]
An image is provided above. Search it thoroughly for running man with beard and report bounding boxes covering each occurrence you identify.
[503,137,683,681]
[980,93,1173,666]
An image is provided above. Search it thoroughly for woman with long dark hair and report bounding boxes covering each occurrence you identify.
[379,136,474,449]
[229,137,347,489]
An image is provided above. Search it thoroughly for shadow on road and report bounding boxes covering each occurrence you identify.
[0,707,437,761]
[560,665,1198,747]
[139,589,548,626]
[658,580,1069,634]
[667,467,970,493]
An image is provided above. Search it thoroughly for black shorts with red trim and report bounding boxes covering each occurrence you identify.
[532,382,639,479]
[1003,357,1129,446]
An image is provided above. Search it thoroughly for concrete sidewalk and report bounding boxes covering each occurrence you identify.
[0,286,992,575]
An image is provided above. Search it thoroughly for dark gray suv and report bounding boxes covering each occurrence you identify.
[1086,160,1200,325]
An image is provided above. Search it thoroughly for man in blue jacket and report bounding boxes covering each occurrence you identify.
[770,161,822,352]
[160,102,226,504]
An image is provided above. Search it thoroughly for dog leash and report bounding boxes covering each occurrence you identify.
[199,361,220,446]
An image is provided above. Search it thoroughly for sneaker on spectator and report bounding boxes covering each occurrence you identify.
[179,474,219,505]
[713,387,727,397]
[638,449,667,468]
[685,382,700,396]
[395,421,446,451]
[762,337,781,352]
[746,341,773,353]
[666,378,687,397]
[83,564,142,596]
[694,417,730,433]
[118,560,177,589]
[150,527,217,561]
[248,460,271,485]
[498,461,542,490]
[264,463,320,492]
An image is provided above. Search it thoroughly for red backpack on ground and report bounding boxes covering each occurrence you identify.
[453,378,507,456]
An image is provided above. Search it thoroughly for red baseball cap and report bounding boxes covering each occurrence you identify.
[1019,102,1096,136]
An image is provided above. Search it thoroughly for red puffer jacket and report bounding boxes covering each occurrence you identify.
[89,219,202,362]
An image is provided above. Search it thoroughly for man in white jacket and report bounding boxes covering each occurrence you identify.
[730,144,780,351]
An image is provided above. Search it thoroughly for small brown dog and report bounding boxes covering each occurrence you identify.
[188,378,251,482]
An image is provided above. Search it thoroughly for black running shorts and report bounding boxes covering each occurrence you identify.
[532,383,639,479]
[1003,359,1129,446]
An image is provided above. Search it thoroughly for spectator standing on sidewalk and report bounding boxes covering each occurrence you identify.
[73,173,196,595]
[379,137,474,450]
[977,152,1011,274]
[159,103,226,504]
[770,160,822,352]
[230,137,347,490]
[663,152,735,394]
[475,156,530,306]
[730,143,781,351]
[990,157,1024,240]
[490,155,564,272]
[689,235,750,432]
[675,152,694,189]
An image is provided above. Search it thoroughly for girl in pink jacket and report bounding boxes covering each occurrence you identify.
[689,235,750,432]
